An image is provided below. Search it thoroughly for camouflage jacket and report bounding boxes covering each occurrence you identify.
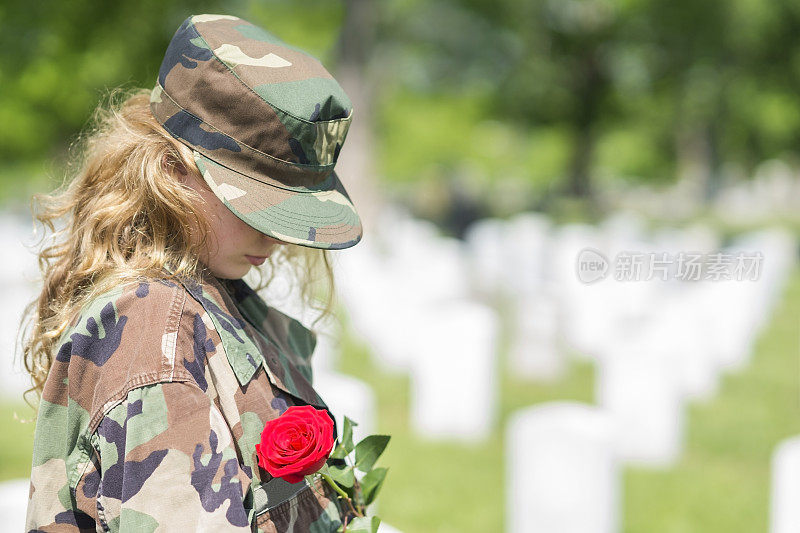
[25,266,352,532]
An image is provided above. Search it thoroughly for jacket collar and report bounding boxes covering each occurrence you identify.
[162,263,326,408]
[177,265,265,386]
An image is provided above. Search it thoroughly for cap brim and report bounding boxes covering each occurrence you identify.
[192,151,363,250]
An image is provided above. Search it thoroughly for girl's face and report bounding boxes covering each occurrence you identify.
[173,156,283,279]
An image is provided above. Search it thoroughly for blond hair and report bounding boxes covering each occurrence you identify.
[20,87,335,406]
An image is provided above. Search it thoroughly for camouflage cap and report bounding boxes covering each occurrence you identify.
[150,14,362,250]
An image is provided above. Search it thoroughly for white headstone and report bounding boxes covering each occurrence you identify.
[642,289,720,402]
[550,224,619,360]
[501,212,551,296]
[352,286,420,374]
[731,228,796,327]
[700,281,761,372]
[0,213,41,401]
[549,224,602,285]
[559,280,629,362]
[0,283,37,400]
[0,478,30,533]
[596,334,686,466]
[332,241,413,372]
[383,235,470,306]
[506,402,620,533]
[313,370,376,448]
[0,212,39,282]
[410,300,499,442]
[464,217,510,300]
[770,435,800,533]
[508,286,563,381]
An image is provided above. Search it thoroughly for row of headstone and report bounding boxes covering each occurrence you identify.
[499,211,796,530]
[714,159,800,224]
[334,205,796,454]
[597,228,795,466]
[463,210,795,466]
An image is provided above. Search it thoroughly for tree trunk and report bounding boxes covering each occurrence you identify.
[332,0,384,243]
[567,124,594,198]
[565,50,603,202]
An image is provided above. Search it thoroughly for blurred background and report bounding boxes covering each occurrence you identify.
[2,0,800,532]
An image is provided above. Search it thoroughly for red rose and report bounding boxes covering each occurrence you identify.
[254,405,335,484]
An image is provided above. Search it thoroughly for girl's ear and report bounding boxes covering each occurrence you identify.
[162,152,188,182]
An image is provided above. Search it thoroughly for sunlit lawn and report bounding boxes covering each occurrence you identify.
[0,402,35,480]
[1,266,798,533]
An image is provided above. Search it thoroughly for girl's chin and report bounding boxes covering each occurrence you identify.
[202,261,251,280]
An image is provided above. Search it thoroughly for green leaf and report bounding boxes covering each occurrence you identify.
[342,515,381,533]
[327,464,355,488]
[360,467,388,506]
[342,416,357,454]
[354,435,390,471]
[330,443,348,460]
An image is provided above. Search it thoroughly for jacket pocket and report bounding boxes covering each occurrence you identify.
[254,475,348,533]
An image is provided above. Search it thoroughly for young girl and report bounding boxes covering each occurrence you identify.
[23,13,362,532]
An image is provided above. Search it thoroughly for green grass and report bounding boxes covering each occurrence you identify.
[0,402,36,480]
[3,269,798,532]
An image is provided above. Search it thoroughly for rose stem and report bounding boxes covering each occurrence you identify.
[321,473,363,518]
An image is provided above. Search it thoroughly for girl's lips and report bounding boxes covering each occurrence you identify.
[245,255,267,266]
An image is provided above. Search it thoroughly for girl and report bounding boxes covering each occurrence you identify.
[22,13,362,532]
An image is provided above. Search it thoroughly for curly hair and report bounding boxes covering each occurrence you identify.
[19,87,336,406]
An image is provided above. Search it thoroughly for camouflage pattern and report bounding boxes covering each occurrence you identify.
[26,267,354,532]
[150,14,362,250]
